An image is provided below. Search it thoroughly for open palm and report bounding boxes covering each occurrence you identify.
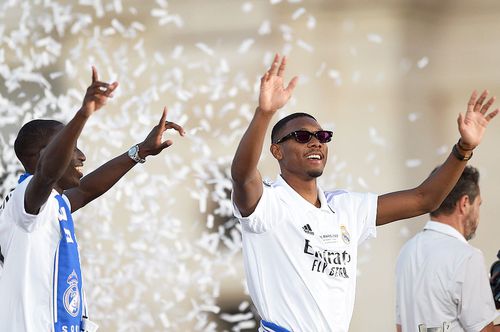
[458,90,498,149]
[259,54,298,113]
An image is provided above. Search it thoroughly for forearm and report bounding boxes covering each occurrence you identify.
[231,109,273,184]
[66,152,136,211]
[377,145,469,225]
[416,147,469,211]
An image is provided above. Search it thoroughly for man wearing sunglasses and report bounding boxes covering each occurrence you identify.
[231,54,498,332]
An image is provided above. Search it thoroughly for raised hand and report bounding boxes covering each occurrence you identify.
[138,106,185,158]
[258,54,299,114]
[458,90,499,149]
[80,66,119,117]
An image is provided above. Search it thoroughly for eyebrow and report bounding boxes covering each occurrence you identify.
[294,126,323,130]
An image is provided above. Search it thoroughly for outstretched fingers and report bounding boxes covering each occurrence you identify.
[165,120,186,137]
[467,90,478,113]
[92,66,98,83]
[473,89,488,112]
[285,76,299,95]
[159,106,186,136]
[268,53,280,77]
[277,56,287,77]
[159,106,168,126]
[485,108,499,121]
[480,96,496,115]
[88,65,119,98]
[158,119,184,149]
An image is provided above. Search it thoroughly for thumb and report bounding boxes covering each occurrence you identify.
[160,139,173,150]
[457,112,464,126]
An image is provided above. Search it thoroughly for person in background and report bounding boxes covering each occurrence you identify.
[396,165,499,332]
[0,67,185,331]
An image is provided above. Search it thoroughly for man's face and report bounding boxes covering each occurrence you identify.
[39,126,86,191]
[272,116,329,180]
[57,146,86,191]
[464,193,481,241]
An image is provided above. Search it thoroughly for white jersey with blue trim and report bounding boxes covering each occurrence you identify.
[0,175,69,331]
[233,175,378,332]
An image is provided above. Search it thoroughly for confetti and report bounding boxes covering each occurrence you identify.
[0,1,471,331]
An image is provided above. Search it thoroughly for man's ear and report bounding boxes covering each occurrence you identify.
[270,143,283,160]
[457,195,470,214]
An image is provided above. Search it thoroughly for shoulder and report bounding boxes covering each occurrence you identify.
[464,246,486,267]
[324,189,375,199]
[0,190,14,212]
[324,190,377,206]
[1,179,30,214]
[60,194,72,211]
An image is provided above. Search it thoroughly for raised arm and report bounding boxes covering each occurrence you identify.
[231,54,298,216]
[377,90,498,226]
[65,107,185,212]
[25,67,118,214]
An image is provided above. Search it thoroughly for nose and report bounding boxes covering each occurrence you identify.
[76,147,86,162]
[307,135,323,147]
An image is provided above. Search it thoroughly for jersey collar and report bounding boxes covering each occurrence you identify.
[274,175,332,213]
[423,220,468,244]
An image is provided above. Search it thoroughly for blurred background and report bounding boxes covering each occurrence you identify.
[0,0,499,330]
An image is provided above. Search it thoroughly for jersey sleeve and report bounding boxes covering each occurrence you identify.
[232,183,281,234]
[454,249,499,331]
[7,177,53,232]
[355,192,378,244]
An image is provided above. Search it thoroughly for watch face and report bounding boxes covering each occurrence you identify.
[129,146,138,155]
[128,145,145,163]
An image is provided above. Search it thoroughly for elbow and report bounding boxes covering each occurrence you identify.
[423,201,440,214]
[418,191,443,214]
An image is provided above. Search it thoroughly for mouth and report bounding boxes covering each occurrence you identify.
[305,152,324,161]
[75,165,84,177]
[306,154,322,160]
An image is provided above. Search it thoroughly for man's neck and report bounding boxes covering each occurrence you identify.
[281,174,320,208]
[430,216,466,239]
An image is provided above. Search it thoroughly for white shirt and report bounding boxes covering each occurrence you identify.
[0,176,65,331]
[233,175,378,332]
[396,221,498,332]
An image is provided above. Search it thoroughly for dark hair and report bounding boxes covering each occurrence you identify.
[14,119,63,169]
[271,112,317,143]
[430,165,480,217]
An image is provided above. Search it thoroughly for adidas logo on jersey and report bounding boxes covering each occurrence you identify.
[302,224,314,235]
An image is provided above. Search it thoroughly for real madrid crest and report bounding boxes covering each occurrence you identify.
[340,225,351,245]
[63,270,81,317]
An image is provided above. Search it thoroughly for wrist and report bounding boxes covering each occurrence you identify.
[452,143,473,161]
[127,144,146,164]
[255,107,276,121]
[137,142,148,159]
[256,106,276,115]
[76,108,92,120]
[457,138,475,151]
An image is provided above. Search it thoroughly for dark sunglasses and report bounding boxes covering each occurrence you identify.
[275,130,333,144]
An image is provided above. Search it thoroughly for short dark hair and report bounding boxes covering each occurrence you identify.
[430,165,480,217]
[14,119,63,169]
[271,112,317,143]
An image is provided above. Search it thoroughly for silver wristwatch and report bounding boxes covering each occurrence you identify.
[127,144,146,163]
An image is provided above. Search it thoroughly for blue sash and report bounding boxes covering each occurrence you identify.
[53,194,83,331]
[261,320,292,332]
[18,174,83,331]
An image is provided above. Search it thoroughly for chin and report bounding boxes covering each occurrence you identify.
[465,232,476,241]
[307,170,323,178]
[59,178,81,191]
